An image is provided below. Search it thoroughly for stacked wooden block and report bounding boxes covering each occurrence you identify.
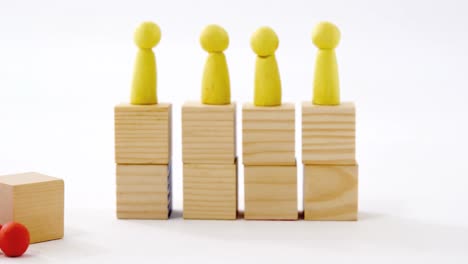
[0,172,64,243]
[182,102,238,220]
[302,102,358,221]
[242,103,298,220]
[114,103,172,219]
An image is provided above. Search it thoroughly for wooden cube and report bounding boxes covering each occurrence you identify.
[302,102,355,165]
[115,103,171,165]
[116,164,171,219]
[244,165,298,220]
[304,164,358,221]
[0,172,64,243]
[182,102,236,164]
[242,103,295,165]
[183,161,237,220]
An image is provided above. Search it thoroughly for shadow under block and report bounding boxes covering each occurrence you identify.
[115,103,171,165]
[302,102,355,165]
[244,165,298,220]
[182,102,236,164]
[183,162,237,220]
[0,173,64,243]
[116,164,172,219]
[303,165,358,221]
[242,103,295,165]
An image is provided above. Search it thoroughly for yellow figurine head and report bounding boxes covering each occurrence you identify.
[200,24,229,53]
[134,22,161,49]
[250,26,279,57]
[312,22,340,50]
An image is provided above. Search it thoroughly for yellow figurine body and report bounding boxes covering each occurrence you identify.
[200,25,231,105]
[251,27,281,106]
[131,22,161,105]
[312,22,341,105]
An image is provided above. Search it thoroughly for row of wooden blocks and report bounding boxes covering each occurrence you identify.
[114,101,358,220]
[115,102,356,165]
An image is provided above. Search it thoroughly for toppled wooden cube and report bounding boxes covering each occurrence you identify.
[0,172,64,243]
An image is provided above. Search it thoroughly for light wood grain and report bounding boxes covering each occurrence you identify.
[242,103,295,165]
[116,164,171,220]
[302,102,355,165]
[182,102,236,164]
[304,164,358,221]
[183,162,237,220]
[0,172,64,243]
[115,103,171,165]
[244,165,298,220]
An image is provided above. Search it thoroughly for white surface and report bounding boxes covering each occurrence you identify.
[1,0,468,262]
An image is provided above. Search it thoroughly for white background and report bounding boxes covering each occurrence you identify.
[1,0,468,262]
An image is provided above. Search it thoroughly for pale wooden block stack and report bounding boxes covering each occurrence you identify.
[302,102,358,220]
[182,102,238,220]
[114,103,172,219]
[0,172,64,243]
[242,103,298,220]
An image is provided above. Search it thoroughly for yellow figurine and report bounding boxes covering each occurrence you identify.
[251,26,281,106]
[312,22,341,105]
[200,25,231,105]
[131,22,161,105]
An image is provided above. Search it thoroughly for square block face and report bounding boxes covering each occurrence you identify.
[116,164,171,219]
[304,165,358,221]
[242,103,295,165]
[244,165,298,220]
[0,173,64,243]
[302,102,356,165]
[182,102,236,164]
[183,162,237,220]
[115,103,171,165]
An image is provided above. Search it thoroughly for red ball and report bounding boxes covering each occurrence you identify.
[0,222,30,257]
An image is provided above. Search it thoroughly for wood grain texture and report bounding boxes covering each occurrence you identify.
[182,102,236,164]
[244,165,298,220]
[0,172,64,243]
[115,103,171,165]
[304,164,358,221]
[116,164,171,219]
[183,162,237,220]
[242,103,295,165]
[302,102,355,165]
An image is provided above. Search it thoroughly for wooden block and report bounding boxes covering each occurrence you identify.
[116,164,171,219]
[304,164,358,221]
[183,161,237,220]
[244,164,297,220]
[242,103,295,165]
[302,102,355,165]
[115,103,171,165]
[0,172,64,243]
[182,102,236,164]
